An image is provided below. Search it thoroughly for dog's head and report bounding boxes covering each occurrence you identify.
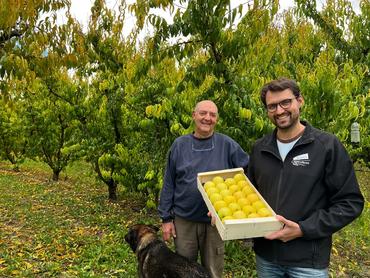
[124,224,159,253]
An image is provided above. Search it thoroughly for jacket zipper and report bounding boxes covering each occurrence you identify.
[311,239,318,266]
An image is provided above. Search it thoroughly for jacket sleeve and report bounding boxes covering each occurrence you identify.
[299,137,364,239]
[158,148,176,222]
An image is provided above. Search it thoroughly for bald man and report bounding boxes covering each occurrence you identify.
[158,100,249,278]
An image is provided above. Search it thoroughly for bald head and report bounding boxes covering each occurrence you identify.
[194,100,218,114]
[192,100,218,138]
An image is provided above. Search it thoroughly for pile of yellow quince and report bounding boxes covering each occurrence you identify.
[204,173,272,222]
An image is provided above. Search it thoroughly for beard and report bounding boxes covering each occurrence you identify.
[272,111,300,130]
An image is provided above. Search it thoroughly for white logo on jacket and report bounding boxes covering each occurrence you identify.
[291,153,310,166]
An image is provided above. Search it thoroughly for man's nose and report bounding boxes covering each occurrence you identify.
[204,113,211,120]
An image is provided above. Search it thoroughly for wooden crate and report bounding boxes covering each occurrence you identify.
[197,168,283,240]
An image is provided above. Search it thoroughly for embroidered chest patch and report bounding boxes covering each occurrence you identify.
[291,153,310,166]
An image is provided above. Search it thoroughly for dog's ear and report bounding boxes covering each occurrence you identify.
[148,224,159,232]
[124,229,138,252]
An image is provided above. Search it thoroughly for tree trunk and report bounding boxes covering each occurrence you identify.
[52,169,60,181]
[12,164,20,172]
[108,180,117,201]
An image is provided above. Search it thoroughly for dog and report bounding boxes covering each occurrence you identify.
[125,224,211,278]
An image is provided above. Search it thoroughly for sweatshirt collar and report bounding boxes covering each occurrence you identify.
[191,132,215,141]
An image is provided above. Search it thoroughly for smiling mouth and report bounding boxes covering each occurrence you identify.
[275,113,290,120]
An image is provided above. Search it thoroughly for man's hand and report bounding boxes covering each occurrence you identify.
[265,215,303,242]
[207,211,217,226]
[162,222,176,242]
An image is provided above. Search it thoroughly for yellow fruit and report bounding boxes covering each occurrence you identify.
[206,187,219,196]
[233,191,245,200]
[228,202,241,212]
[248,213,260,218]
[220,189,231,198]
[242,205,256,215]
[242,186,254,196]
[216,182,228,191]
[223,195,236,204]
[214,200,227,211]
[237,197,250,207]
[258,207,272,217]
[210,193,223,204]
[224,178,236,187]
[239,107,252,119]
[218,207,232,218]
[247,193,259,203]
[233,210,247,219]
[204,181,216,191]
[233,173,246,182]
[228,184,239,194]
[222,215,234,222]
[237,180,248,189]
[212,176,224,184]
[252,200,265,211]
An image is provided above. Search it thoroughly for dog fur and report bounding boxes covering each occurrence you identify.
[125,224,210,278]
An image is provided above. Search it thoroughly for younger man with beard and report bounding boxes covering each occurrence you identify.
[248,78,364,277]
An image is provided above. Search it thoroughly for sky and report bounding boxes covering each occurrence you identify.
[61,0,361,36]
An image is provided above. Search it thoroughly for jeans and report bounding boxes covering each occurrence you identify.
[256,254,328,278]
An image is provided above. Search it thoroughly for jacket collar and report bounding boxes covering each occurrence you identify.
[260,121,315,156]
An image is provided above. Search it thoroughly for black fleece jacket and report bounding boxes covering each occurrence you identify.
[248,121,364,268]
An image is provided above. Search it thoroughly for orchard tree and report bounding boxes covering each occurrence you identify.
[293,0,369,161]
[129,0,281,152]
[0,87,28,171]
[120,0,369,203]
[72,0,142,200]
[0,0,76,176]
[125,52,189,206]
[23,69,83,181]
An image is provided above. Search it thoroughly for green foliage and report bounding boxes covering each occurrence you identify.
[22,70,83,180]
[0,0,369,202]
[295,0,369,64]
[224,240,257,277]
[0,0,369,275]
[0,160,143,277]
[0,96,27,170]
[0,0,68,30]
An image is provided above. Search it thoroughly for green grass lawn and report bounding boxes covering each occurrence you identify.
[0,160,368,277]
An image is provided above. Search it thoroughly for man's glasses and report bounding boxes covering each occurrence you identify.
[266,98,296,112]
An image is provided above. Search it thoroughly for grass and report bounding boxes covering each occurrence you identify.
[0,160,369,277]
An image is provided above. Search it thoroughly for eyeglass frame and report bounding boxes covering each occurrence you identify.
[265,97,298,112]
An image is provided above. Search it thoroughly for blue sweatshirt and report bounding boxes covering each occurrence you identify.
[158,132,249,223]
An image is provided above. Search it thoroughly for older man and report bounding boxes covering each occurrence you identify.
[158,100,249,278]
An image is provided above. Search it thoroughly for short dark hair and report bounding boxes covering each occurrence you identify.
[260,78,301,106]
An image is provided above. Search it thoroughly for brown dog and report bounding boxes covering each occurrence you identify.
[125,224,210,278]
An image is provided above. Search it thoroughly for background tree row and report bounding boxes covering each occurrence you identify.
[0,0,368,204]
